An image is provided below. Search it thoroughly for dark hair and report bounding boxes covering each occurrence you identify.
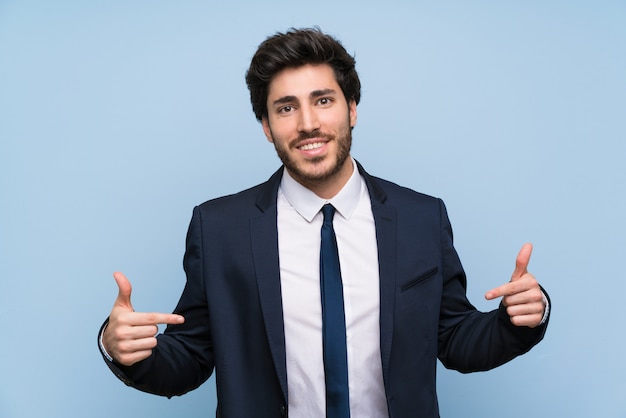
[245,27,361,122]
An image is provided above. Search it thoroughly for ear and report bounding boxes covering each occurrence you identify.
[261,117,274,143]
[349,99,358,128]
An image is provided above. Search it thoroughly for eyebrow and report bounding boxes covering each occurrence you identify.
[272,95,297,107]
[271,89,337,107]
[310,88,336,99]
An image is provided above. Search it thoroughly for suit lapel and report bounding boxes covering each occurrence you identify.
[250,163,398,401]
[358,162,397,385]
[250,168,289,402]
[372,204,397,383]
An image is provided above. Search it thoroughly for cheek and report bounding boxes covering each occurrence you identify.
[323,107,353,129]
[327,114,352,133]
[267,119,296,141]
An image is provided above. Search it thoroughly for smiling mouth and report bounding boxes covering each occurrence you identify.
[298,142,326,151]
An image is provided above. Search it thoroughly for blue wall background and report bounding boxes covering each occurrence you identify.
[1,1,625,417]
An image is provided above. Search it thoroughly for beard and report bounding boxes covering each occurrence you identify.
[270,124,353,187]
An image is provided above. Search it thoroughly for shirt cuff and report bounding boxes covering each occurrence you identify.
[539,291,550,325]
[99,322,114,362]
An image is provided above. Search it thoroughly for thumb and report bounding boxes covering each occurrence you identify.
[113,271,133,310]
[511,243,533,281]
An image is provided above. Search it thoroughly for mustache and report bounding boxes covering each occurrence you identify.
[295,130,334,142]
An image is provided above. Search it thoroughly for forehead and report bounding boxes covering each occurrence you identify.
[266,64,341,100]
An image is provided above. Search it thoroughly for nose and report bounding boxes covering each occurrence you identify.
[297,105,321,133]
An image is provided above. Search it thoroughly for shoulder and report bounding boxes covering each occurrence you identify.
[359,167,452,233]
[194,167,282,218]
[356,159,441,206]
[362,170,443,211]
[197,182,264,211]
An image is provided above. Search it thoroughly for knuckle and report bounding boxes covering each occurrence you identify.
[113,327,127,340]
[506,305,517,317]
[147,337,158,349]
[145,313,159,324]
[117,340,132,353]
[114,325,136,341]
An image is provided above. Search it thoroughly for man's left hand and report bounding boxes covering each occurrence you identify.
[485,243,546,328]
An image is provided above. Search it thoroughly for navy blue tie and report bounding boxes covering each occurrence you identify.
[320,204,350,418]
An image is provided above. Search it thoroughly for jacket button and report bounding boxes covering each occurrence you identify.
[280,404,287,416]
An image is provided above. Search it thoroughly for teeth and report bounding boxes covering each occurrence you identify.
[300,142,324,151]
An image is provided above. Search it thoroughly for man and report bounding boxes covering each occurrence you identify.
[99,28,549,417]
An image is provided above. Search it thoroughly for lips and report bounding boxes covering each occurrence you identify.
[294,132,333,152]
[298,141,326,151]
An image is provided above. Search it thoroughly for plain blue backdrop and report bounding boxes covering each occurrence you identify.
[1,1,625,417]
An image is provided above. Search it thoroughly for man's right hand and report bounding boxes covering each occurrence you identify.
[102,272,185,366]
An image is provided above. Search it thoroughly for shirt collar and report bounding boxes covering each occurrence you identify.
[279,157,363,222]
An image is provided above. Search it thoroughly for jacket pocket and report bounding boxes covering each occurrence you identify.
[401,266,439,292]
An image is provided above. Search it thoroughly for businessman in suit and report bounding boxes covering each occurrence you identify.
[99,28,549,417]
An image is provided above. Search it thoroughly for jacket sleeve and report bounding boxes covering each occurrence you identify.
[98,206,215,397]
[435,199,549,373]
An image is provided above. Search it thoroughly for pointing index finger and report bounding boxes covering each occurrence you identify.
[484,280,526,300]
[126,312,185,326]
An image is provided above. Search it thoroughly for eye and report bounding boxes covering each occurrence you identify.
[278,105,294,114]
[317,97,333,106]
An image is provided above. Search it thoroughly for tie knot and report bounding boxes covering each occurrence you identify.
[322,204,336,223]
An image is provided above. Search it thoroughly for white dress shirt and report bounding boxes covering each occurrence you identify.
[277,159,388,417]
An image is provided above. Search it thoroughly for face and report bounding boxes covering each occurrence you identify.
[261,64,357,198]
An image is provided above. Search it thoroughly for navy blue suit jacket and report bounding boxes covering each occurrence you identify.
[101,162,548,417]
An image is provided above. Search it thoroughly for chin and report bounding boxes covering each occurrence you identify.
[304,159,346,181]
